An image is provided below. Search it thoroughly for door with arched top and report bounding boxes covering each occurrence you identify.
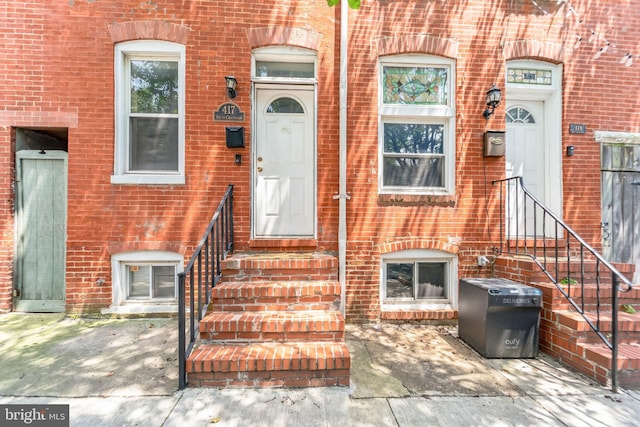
[505,100,553,237]
[254,85,315,238]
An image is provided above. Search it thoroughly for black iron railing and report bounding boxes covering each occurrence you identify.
[493,176,633,392]
[178,184,234,390]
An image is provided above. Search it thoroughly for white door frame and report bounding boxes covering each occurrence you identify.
[505,60,563,220]
[252,83,317,239]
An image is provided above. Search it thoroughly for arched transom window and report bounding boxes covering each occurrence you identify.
[506,107,536,124]
[266,97,304,114]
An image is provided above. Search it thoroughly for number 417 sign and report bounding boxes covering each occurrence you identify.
[214,102,245,122]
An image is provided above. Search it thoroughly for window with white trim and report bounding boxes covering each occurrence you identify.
[112,41,185,185]
[379,56,455,194]
[107,251,182,315]
[381,249,458,309]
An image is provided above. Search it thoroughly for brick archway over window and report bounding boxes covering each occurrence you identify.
[108,21,192,44]
[373,34,459,59]
[247,26,321,51]
[377,239,459,256]
[502,39,565,63]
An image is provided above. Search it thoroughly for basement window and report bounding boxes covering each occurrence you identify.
[381,249,458,310]
[105,251,182,315]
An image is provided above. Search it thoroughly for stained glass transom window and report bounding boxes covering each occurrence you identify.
[506,107,536,124]
[383,66,448,105]
[506,68,552,85]
[266,97,304,114]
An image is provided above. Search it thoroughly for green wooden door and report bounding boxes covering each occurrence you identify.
[15,150,67,312]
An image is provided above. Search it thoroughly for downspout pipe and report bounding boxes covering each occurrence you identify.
[337,0,350,315]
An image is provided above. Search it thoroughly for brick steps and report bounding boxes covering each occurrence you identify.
[187,342,350,388]
[556,311,640,338]
[527,260,634,284]
[210,281,340,312]
[199,310,345,342]
[496,255,640,387]
[221,252,339,282]
[186,251,350,388]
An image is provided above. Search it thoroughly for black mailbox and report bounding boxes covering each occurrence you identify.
[226,127,244,148]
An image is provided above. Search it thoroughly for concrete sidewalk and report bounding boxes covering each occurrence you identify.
[1,313,639,426]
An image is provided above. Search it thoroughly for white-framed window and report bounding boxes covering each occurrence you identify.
[112,41,185,185]
[378,55,455,195]
[381,249,458,310]
[106,251,182,315]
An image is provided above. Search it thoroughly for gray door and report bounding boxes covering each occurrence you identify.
[601,144,640,278]
[15,150,67,312]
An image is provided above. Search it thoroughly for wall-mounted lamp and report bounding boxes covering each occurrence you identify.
[482,85,502,119]
[225,76,238,99]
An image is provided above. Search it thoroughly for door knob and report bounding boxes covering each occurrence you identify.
[257,167,263,172]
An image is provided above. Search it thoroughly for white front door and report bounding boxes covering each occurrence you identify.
[506,100,552,237]
[254,86,315,238]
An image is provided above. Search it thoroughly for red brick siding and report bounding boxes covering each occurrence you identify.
[1,1,639,317]
[343,1,640,321]
[0,0,338,312]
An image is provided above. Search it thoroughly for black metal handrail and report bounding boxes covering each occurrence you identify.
[493,176,633,392]
[178,184,234,390]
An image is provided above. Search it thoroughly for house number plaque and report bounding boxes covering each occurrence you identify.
[569,123,586,134]
[214,102,245,122]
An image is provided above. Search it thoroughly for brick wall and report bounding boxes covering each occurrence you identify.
[1,1,639,317]
[0,0,338,313]
[343,0,640,321]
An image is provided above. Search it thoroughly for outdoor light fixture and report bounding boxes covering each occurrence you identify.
[225,76,238,99]
[483,85,502,119]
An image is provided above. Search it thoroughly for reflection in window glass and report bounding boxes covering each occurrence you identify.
[384,123,443,154]
[129,266,150,298]
[385,262,446,300]
[386,263,414,298]
[255,61,314,78]
[383,157,443,187]
[266,97,304,114]
[417,262,445,298]
[127,264,176,299]
[129,117,179,171]
[153,266,175,298]
[383,123,444,188]
[130,60,178,114]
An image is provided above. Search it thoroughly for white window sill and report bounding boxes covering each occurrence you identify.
[381,301,456,311]
[111,174,185,185]
[102,302,179,315]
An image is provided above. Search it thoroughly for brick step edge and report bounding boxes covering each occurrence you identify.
[199,311,345,342]
[581,342,640,370]
[532,282,640,298]
[210,281,340,311]
[221,253,339,271]
[555,311,640,333]
[187,342,350,373]
[211,281,340,298]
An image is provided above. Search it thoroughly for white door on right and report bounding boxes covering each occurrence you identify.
[505,100,552,237]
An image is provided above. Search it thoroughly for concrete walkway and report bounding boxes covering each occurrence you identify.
[0,313,639,426]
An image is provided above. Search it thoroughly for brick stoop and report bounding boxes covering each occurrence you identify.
[495,256,640,387]
[186,252,350,388]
